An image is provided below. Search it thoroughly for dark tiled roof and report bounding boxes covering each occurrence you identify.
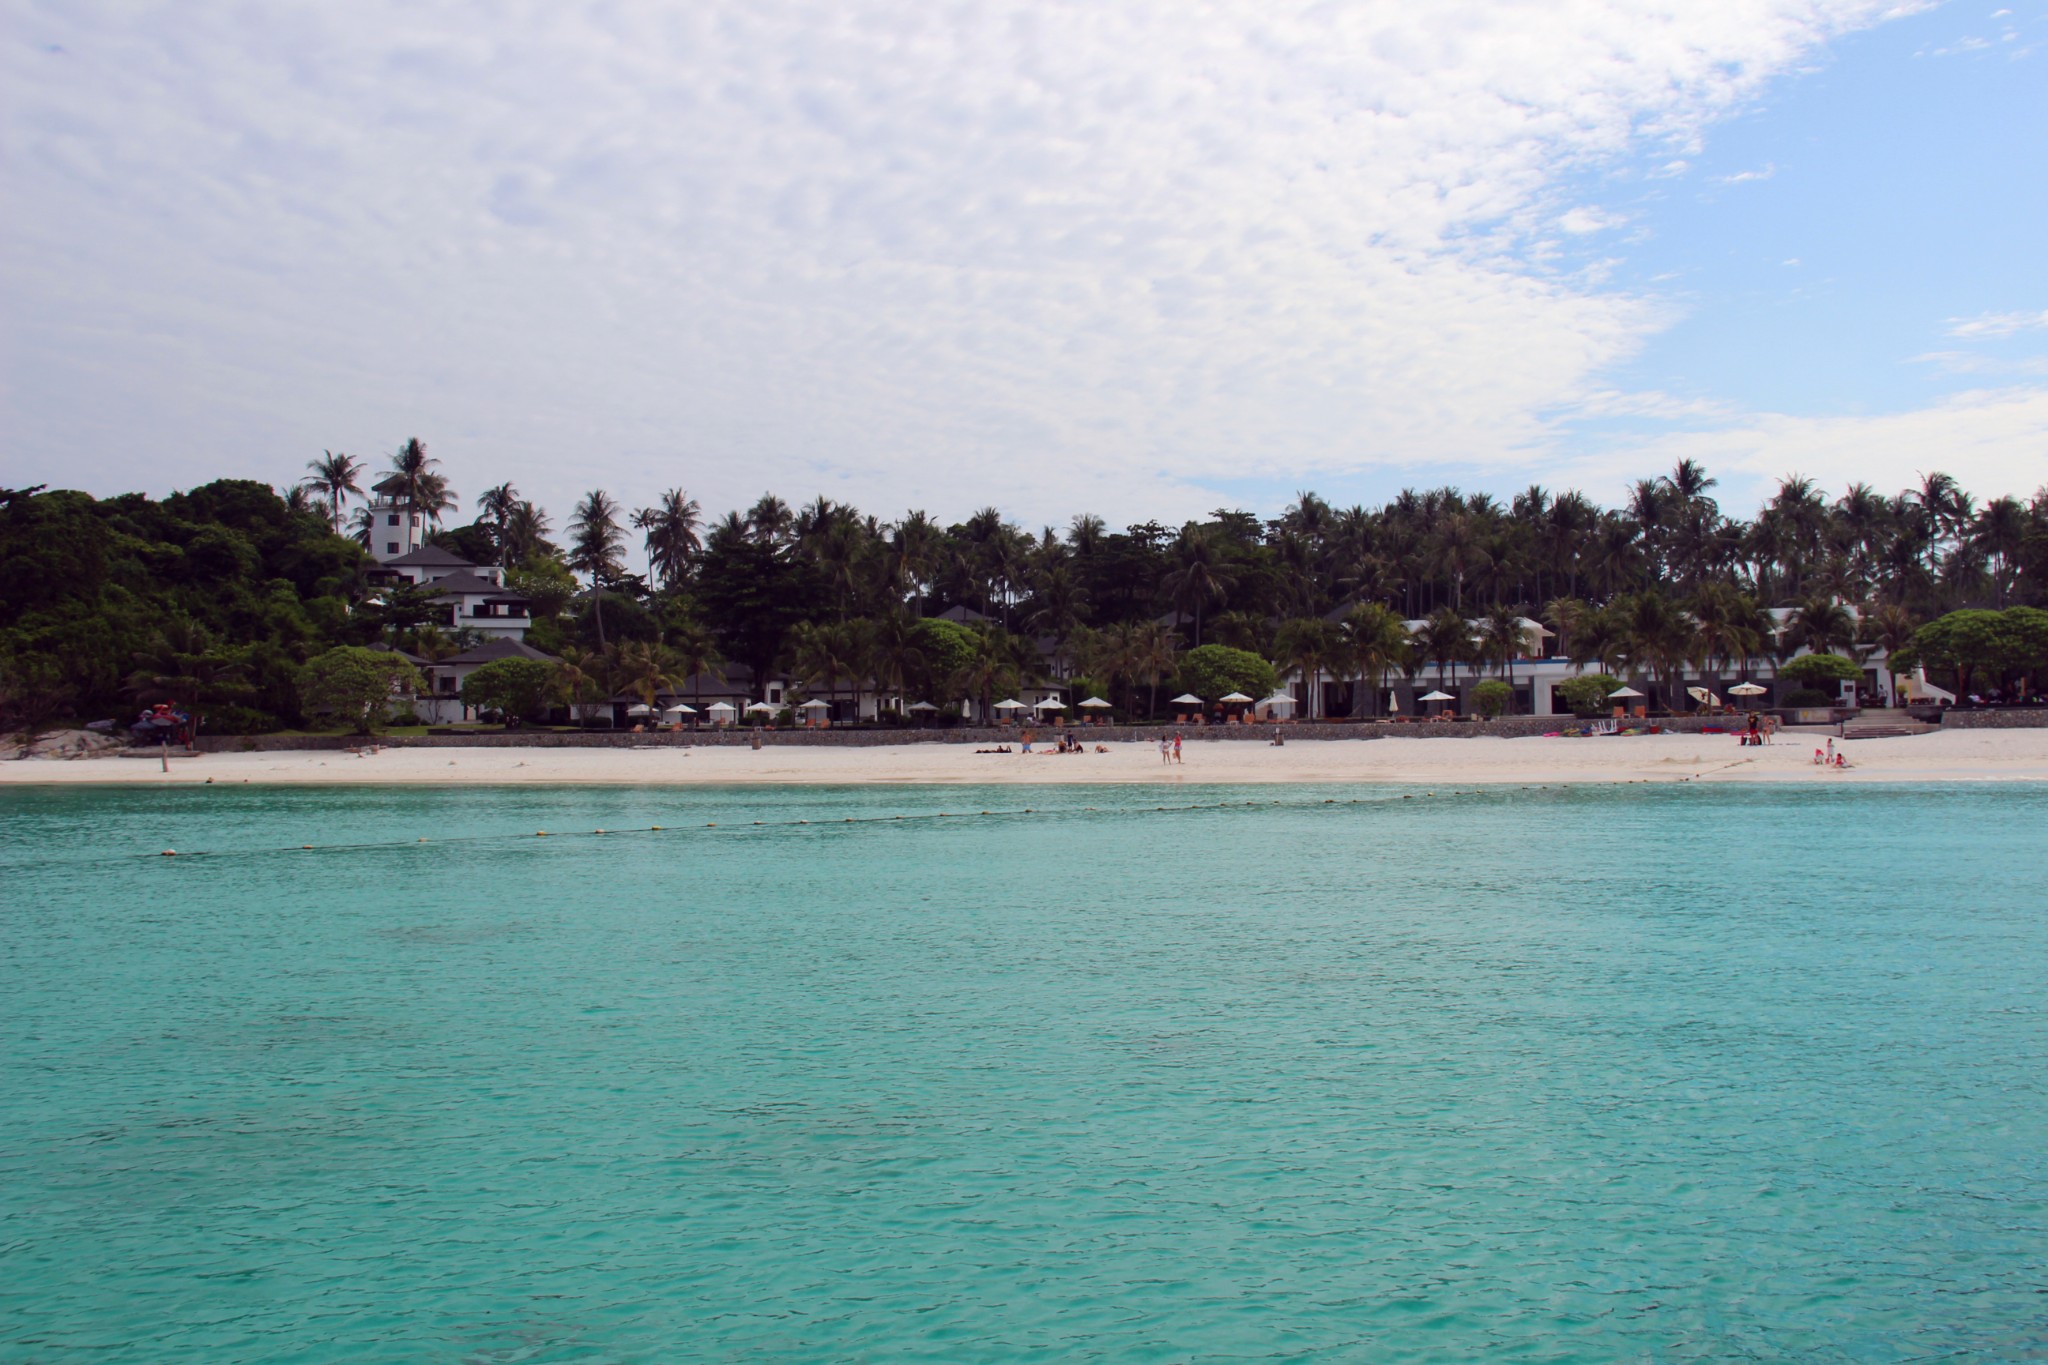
[934,604,990,623]
[440,639,554,667]
[366,641,427,664]
[383,545,476,568]
[426,570,519,597]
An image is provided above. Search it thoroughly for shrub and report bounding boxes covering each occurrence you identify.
[1555,674,1622,714]
[1777,652,1860,685]
[1471,679,1512,718]
[1784,687,1834,708]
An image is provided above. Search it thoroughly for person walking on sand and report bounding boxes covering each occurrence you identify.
[1159,735,1171,764]
[1172,732,1183,764]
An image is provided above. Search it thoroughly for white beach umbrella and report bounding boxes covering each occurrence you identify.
[1077,696,1112,708]
[1169,693,1204,705]
[1607,686,1646,699]
[1261,693,1297,711]
[626,702,655,717]
[905,700,939,712]
[1033,697,1067,710]
[745,701,778,714]
[1729,682,1768,696]
[1686,686,1721,707]
[660,703,697,717]
[993,698,1026,711]
[706,700,737,714]
[1219,692,1254,704]
[1418,690,1455,703]
[796,698,830,711]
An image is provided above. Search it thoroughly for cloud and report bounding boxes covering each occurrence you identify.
[1716,163,1777,183]
[0,0,1935,527]
[1565,386,2048,504]
[1946,309,2048,339]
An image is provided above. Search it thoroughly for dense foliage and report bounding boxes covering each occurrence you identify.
[5,452,2046,734]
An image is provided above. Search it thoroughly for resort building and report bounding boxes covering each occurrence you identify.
[367,547,534,642]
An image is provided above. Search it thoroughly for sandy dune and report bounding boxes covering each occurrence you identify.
[4,729,2045,786]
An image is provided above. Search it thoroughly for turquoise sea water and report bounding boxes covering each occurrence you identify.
[2,781,2045,1362]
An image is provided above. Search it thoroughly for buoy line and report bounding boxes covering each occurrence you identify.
[131,777,1693,863]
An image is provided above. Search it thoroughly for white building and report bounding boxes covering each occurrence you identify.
[369,547,534,642]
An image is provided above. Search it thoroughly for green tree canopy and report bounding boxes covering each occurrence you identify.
[1174,644,1277,702]
[1471,679,1512,718]
[298,647,421,733]
[1776,652,1861,685]
[460,656,555,722]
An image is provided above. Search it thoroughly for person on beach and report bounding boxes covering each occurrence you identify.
[1159,736,1171,763]
[1172,732,1183,764]
[1021,730,1033,754]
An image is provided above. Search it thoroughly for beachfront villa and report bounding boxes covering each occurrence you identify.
[1273,606,1907,717]
[362,487,534,643]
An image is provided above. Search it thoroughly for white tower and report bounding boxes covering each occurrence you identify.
[367,474,426,563]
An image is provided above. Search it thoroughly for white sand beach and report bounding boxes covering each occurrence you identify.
[5,729,2047,786]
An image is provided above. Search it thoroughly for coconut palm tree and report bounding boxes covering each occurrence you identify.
[551,646,612,727]
[633,489,703,592]
[1272,618,1340,720]
[665,620,723,713]
[1161,524,1237,646]
[1339,603,1410,718]
[301,451,364,534]
[615,640,682,714]
[1782,595,1857,660]
[1480,605,1527,687]
[386,438,457,525]
[1419,607,1473,689]
[500,500,554,564]
[567,491,626,649]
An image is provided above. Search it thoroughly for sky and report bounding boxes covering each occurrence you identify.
[2,0,2044,543]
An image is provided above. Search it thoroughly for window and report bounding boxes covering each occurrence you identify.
[386,542,399,555]
[387,514,399,527]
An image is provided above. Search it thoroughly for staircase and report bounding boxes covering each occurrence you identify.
[1841,709,1937,740]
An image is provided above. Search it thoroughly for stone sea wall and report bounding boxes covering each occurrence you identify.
[1938,708,2048,730]
[193,715,1740,753]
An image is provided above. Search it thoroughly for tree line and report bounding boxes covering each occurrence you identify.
[4,445,2046,735]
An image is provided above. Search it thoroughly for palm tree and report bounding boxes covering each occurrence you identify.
[1616,590,1691,709]
[866,613,926,715]
[1480,605,1527,688]
[1127,620,1179,719]
[301,451,364,533]
[501,500,554,564]
[477,482,519,561]
[616,640,682,714]
[387,438,457,525]
[551,646,613,727]
[567,490,626,649]
[1161,525,1237,646]
[633,489,703,592]
[665,620,724,714]
[1419,607,1472,689]
[1339,603,1410,718]
[1272,618,1339,720]
[1783,595,1857,659]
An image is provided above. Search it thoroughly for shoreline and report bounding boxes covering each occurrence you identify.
[5,731,2046,786]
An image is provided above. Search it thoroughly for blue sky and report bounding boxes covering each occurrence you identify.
[2,1,2043,538]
